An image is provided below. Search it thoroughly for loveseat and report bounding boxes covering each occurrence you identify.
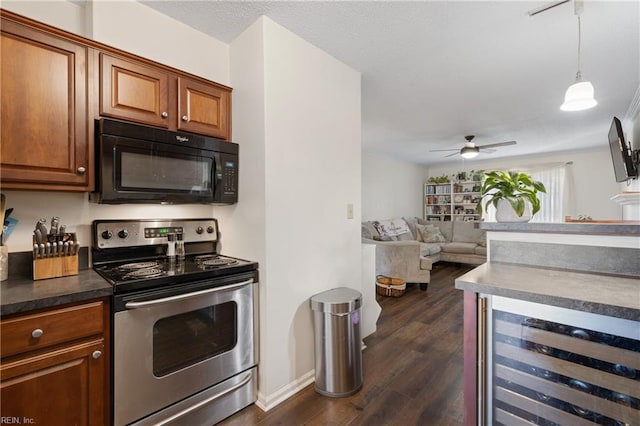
[361,217,486,290]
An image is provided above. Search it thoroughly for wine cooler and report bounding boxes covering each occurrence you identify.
[483,296,640,426]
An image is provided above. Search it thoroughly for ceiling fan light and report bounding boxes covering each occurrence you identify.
[560,80,597,111]
[460,146,479,159]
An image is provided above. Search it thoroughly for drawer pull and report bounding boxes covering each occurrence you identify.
[161,111,168,118]
[92,350,102,359]
[31,329,44,338]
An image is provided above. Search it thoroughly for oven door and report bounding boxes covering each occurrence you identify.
[98,134,216,204]
[113,276,257,426]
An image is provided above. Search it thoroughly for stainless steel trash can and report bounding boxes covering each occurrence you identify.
[309,287,363,397]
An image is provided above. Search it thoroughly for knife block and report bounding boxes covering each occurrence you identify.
[33,233,79,281]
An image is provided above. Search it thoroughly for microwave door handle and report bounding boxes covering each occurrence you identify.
[214,153,223,193]
[124,279,253,309]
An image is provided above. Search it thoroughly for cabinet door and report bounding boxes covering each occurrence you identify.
[0,339,106,426]
[0,19,90,190]
[178,77,231,140]
[100,53,171,128]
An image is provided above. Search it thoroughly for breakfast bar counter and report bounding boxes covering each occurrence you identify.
[455,262,640,321]
[457,222,640,426]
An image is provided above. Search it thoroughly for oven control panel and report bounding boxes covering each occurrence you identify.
[94,219,218,249]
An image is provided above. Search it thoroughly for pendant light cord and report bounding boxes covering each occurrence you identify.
[576,15,582,80]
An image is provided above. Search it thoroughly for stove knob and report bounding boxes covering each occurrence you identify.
[118,230,129,239]
[101,230,113,240]
[196,226,204,234]
[207,226,215,234]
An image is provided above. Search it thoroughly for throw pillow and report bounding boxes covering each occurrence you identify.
[396,232,414,241]
[391,218,411,236]
[372,218,411,238]
[402,216,419,239]
[372,220,396,237]
[416,224,446,243]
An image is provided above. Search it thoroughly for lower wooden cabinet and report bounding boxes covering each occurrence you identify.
[0,299,110,426]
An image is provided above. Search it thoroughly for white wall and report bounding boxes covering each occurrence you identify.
[427,148,623,220]
[362,153,429,221]
[2,0,229,84]
[216,16,362,409]
[1,1,86,34]
[1,1,231,253]
[90,0,229,84]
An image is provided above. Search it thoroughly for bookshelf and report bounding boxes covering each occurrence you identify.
[424,181,482,221]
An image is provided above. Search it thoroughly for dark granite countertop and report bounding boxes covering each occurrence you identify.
[455,262,640,321]
[479,222,640,236]
[1,269,112,317]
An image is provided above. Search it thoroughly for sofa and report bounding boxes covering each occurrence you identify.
[361,217,487,290]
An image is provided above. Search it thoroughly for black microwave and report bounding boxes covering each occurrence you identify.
[91,118,238,204]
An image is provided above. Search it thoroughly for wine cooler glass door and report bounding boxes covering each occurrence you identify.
[487,296,640,426]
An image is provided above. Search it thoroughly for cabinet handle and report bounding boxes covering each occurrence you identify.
[181,115,188,122]
[92,350,102,359]
[76,166,86,175]
[161,112,168,118]
[31,329,43,338]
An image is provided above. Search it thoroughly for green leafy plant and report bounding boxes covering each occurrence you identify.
[470,169,484,181]
[476,170,547,217]
[428,175,450,184]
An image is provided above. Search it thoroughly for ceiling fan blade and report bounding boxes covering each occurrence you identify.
[479,148,496,153]
[444,152,459,158]
[429,148,459,152]
[476,140,517,149]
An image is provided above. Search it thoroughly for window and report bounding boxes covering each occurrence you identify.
[482,163,573,223]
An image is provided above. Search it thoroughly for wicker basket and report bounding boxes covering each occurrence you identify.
[376,275,406,297]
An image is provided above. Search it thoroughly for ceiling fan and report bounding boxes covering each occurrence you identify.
[430,135,517,159]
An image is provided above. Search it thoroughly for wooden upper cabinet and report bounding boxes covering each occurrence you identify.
[0,10,233,191]
[0,17,91,190]
[178,77,230,139]
[100,53,232,140]
[100,53,172,129]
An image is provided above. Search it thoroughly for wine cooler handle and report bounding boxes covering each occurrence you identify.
[477,296,488,426]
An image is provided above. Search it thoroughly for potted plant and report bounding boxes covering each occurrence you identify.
[476,170,546,222]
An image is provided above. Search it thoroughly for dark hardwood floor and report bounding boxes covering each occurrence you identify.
[219,263,474,426]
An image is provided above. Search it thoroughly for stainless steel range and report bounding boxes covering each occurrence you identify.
[92,219,258,426]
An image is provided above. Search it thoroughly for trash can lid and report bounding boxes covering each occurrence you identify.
[309,287,362,314]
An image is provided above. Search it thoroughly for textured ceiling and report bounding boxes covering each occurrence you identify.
[142,1,640,165]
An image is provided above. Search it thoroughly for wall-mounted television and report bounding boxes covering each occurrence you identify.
[608,116,638,182]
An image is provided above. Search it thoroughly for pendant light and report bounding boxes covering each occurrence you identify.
[561,2,597,111]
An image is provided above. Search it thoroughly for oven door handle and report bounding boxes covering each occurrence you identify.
[124,279,254,309]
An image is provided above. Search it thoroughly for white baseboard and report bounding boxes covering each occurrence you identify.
[255,370,315,411]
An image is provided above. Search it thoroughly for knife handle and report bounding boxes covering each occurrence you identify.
[33,244,39,259]
[34,229,43,245]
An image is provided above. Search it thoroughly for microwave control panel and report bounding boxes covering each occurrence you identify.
[216,153,238,203]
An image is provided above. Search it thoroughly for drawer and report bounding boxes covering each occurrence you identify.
[1,301,104,358]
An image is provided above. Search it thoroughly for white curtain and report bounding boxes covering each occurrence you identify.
[481,163,574,223]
